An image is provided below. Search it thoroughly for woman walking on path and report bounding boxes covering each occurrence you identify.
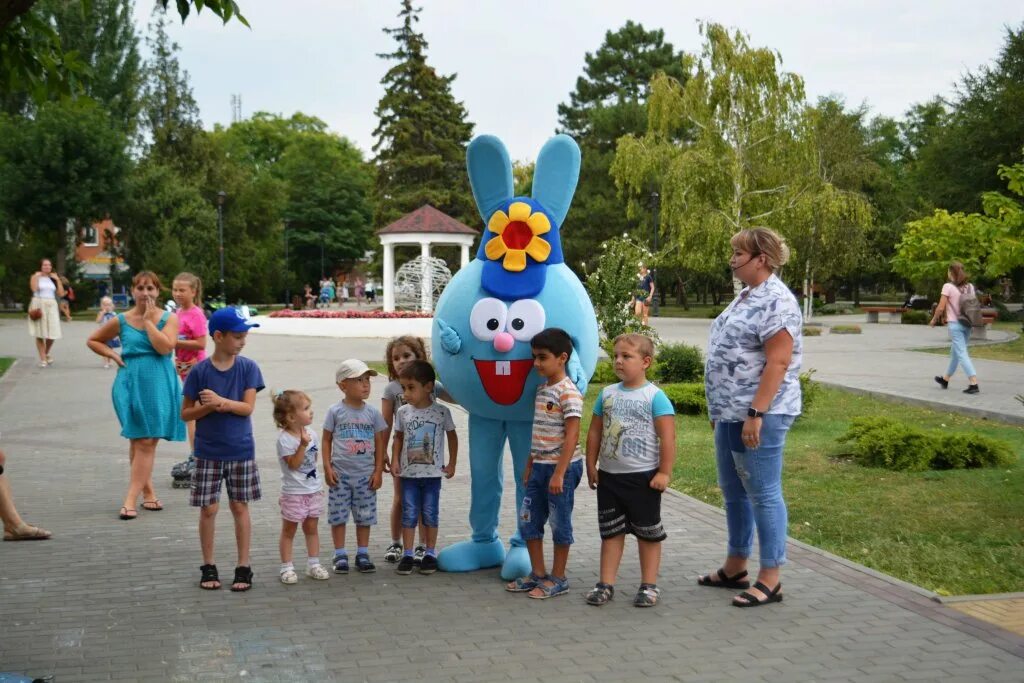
[699,227,803,608]
[929,262,981,394]
[87,271,185,520]
[27,258,65,368]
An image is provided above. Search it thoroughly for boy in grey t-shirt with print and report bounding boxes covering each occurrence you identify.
[322,360,388,574]
[390,360,457,576]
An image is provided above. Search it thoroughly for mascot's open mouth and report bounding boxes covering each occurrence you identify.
[473,358,534,405]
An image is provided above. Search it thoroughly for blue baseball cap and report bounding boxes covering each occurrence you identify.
[208,306,260,334]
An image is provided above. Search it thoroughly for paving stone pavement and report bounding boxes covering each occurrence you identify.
[1,320,1022,683]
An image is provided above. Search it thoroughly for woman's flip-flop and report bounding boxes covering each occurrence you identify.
[118,507,137,520]
[141,500,164,511]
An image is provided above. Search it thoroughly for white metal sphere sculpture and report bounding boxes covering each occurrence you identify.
[394,255,453,310]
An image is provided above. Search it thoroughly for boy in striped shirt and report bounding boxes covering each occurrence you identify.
[505,328,584,599]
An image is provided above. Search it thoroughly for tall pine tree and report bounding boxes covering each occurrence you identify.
[372,0,474,228]
[556,21,687,273]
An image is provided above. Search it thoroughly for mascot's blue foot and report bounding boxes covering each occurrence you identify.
[437,539,506,572]
[500,544,532,581]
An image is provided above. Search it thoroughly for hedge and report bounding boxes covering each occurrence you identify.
[838,417,1015,471]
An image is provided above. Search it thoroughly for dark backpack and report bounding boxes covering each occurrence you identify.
[957,285,984,328]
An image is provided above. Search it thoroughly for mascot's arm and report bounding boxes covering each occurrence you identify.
[567,345,588,394]
[436,318,462,355]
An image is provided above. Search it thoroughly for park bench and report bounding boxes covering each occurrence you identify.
[972,309,999,340]
[863,306,905,323]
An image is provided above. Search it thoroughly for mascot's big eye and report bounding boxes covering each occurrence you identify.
[506,299,546,342]
[469,298,508,341]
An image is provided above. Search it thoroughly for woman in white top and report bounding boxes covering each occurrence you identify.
[929,261,980,394]
[27,258,65,368]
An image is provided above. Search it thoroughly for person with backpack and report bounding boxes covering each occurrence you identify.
[929,261,981,394]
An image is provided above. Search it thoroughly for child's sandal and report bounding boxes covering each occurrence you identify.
[633,583,660,607]
[585,582,614,606]
[505,572,546,593]
[230,565,253,592]
[527,575,570,599]
[199,564,221,590]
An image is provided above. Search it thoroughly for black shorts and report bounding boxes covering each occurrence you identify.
[596,469,666,542]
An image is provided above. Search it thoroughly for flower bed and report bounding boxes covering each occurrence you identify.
[268,309,432,319]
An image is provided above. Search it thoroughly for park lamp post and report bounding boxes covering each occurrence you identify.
[650,190,660,317]
[217,191,226,301]
[320,231,326,279]
[283,218,291,307]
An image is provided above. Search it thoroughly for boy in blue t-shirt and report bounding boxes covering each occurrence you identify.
[181,307,265,592]
[584,333,675,608]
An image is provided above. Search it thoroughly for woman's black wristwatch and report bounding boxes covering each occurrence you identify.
[747,407,765,419]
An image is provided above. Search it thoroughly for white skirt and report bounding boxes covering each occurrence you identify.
[26,298,62,340]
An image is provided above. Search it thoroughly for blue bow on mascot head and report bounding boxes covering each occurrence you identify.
[433,134,599,579]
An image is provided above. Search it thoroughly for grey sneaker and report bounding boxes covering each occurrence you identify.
[384,542,402,563]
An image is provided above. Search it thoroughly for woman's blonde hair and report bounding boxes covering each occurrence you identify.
[173,272,203,304]
[730,227,790,272]
[948,262,969,287]
[271,389,311,429]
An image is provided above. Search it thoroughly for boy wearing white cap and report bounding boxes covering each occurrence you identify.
[322,359,388,573]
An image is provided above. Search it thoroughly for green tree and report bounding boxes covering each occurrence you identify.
[557,21,687,275]
[0,99,129,273]
[372,0,475,228]
[912,26,1024,213]
[787,97,875,316]
[892,159,1024,290]
[0,0,245,103]
[612,23,807,294]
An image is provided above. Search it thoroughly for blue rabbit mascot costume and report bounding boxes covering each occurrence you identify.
[433,134,598,580]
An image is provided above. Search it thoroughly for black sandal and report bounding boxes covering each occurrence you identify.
[733,580,783,607]
[230,565,253,592]
[199,564,221,590]
[698,568,750,589]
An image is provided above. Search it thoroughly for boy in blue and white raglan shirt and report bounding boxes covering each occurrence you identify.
[584,333,675,608]
[182,307,265,593]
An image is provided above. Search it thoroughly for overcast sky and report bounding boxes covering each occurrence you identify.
[139,1,1024,162]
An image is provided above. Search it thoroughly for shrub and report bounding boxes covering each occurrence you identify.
[902,310,928,325]
[661,382,707,415]
[819,303,854,315]
[592,360,619,385]
[706,308,723,319]
[838,417,936,471]
[68,279,98,311]
[831,324,862,334]
[838,417,1016,471]
[656,343,704,383]
[803,326,823,336]
[583,236,658,350]
[799,369,820,415]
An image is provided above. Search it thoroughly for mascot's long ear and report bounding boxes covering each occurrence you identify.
[532,134,581,228]
[467,135,514,225]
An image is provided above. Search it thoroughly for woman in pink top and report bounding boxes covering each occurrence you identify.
[928,262,980,394]
[172,273,209,473]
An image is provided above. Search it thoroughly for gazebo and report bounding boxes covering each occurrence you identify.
[378,205,478,312]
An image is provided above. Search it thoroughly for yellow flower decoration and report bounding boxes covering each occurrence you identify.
[483,201,552,272]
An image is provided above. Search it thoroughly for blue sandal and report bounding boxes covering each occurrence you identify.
[505,572,546,593]
[528,575,569,599]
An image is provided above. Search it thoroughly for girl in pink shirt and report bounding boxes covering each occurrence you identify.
[172,273,209,476]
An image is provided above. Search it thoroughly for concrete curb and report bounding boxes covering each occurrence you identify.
[817,380,1024,426]
[937,592,1024,604]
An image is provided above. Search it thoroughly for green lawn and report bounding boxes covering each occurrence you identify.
[580,383,1024,596]
[0,357,13,378]
[914,321,1024,364]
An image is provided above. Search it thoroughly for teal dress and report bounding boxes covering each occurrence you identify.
[112,312,186,441]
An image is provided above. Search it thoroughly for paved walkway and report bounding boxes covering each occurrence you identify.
[1,320,1022,682]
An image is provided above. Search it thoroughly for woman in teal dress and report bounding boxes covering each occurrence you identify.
[88,271,185,520]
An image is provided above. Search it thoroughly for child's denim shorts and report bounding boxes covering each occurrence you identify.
[518,460,583,545]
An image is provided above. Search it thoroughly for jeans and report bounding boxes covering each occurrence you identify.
[714,414,795,568]
[946,320,977,379]
[401,477,441,528]
[518,460,583,545]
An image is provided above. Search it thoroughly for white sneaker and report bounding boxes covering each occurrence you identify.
[280,568,298,584]
[306,564,330,580]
